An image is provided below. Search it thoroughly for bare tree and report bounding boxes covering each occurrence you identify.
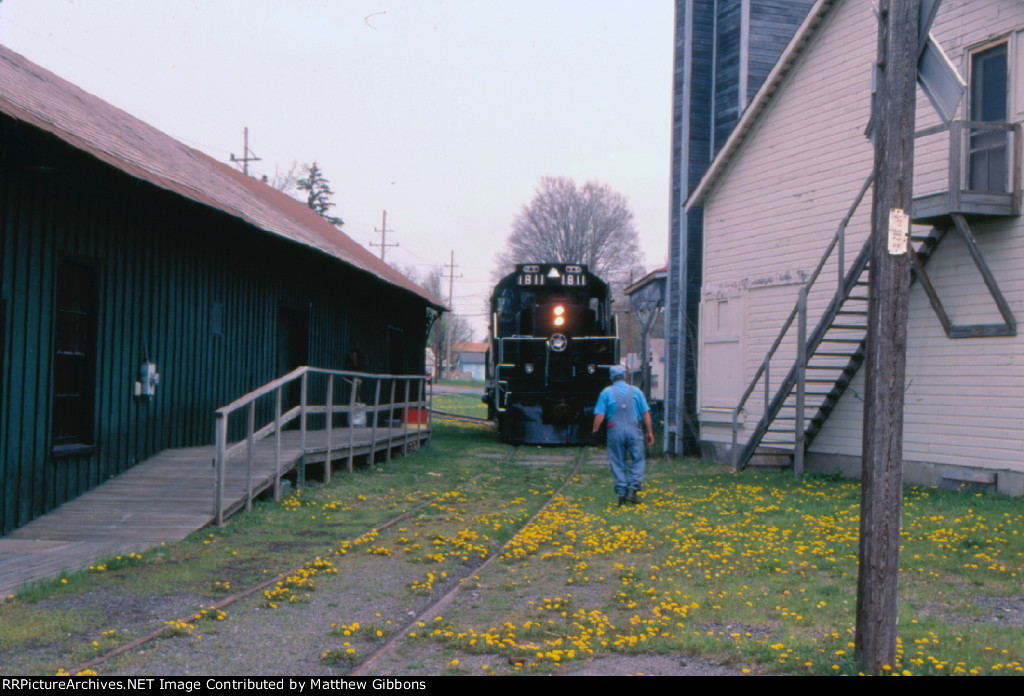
[388,262,421,285]
[494,176,644,289]
[420,267,474,377]
[268,161,301,196]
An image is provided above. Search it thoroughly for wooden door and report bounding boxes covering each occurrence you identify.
[968,43,1008,192]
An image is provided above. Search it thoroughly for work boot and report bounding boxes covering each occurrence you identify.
[618,495,627,506]
[626,489,641,505]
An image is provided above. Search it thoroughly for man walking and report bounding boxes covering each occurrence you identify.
[592,365,654,505]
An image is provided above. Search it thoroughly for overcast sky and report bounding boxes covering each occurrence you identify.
[0,0,673,337]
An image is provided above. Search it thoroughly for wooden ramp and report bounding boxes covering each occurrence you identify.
[0,426,428,598]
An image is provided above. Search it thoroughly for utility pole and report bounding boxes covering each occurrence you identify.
[370,210,398,262]
[626,270,634,381]
[230,127,261,176]
[856,0,918,674]
[442,250,462,378]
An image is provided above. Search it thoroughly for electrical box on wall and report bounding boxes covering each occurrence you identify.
[135,360,160,398]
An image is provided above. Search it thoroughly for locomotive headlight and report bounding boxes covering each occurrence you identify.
[587,364,596,375]
[553,304,566,327]
[524,363,535,374]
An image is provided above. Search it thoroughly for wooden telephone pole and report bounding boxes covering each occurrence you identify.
[855,0,919,674]
[370,210,398,261]
[230,127,261,176]
[442,250,462,377]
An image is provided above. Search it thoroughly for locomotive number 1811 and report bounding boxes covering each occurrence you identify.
[516,273,544,286]
[516,269,586,286]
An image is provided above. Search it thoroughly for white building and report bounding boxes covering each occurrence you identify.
[689,0,1024,495]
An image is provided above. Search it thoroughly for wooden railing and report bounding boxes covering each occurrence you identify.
[914,120,1022,218]
[730,174,874,472]
[213,367,431,525]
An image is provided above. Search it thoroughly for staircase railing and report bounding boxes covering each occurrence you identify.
[730,120,1023,473]
[731,173,874,471]
[213,367,431,525]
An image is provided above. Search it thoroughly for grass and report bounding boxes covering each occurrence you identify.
[433,392,488,420]
[1,420,1022,676]
[436,379,485,389]
[496,468,1022,675]
[0,603,90,645]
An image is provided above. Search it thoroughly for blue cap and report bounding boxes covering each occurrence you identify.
[609,365,626,380]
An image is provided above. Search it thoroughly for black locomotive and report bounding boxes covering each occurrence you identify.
[484,263,619,444]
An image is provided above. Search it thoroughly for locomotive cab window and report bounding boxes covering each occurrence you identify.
[589,297,604,334]
[494,290,511,320]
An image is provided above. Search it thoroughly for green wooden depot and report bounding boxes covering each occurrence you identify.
[0,46,444,536]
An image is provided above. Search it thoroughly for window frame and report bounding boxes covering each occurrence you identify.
[965,39,1011,193]
[50,256,99,458]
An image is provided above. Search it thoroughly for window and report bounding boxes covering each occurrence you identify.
[52,259,97,455]
[968,42,1008,192]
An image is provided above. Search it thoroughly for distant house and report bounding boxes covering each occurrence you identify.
[625,340,665,404]
[624,266,666,403]
[0,46,444,535]
[425,347,437,379]
[689,0,1024,495]
[452,342,487,381]
[647,338,666,404]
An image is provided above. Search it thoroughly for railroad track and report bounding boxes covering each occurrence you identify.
[66,444,588,676]
[428,408,493,426]
[349,445,585,675]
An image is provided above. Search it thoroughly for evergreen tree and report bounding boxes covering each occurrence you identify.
[297,162,344,227]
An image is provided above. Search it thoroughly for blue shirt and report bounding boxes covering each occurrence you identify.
[595,381,650,422]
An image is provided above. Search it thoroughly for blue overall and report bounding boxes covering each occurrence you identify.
[595,381,649,496]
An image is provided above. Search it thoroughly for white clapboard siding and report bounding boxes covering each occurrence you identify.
[701,0,1024,479]
[700,0,877,443]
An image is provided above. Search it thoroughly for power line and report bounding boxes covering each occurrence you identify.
[442,250,463,371]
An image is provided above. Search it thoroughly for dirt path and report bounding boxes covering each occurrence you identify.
[24,454,751,677]
[62,559,748,677]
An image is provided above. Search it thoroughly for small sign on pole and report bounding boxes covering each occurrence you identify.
[887,208,910,255]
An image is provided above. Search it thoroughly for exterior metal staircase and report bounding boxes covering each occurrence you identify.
[732,119,1021,472]
[730,174,946,472]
